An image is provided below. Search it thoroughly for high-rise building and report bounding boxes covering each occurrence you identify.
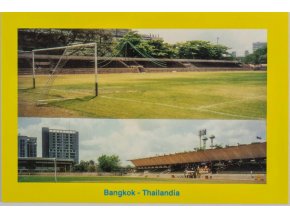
[252,42,267,52]
[244,50,249,56]
[42,127,79,163]
[18,135,37,157]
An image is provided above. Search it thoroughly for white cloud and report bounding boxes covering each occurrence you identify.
[18,118,266,166]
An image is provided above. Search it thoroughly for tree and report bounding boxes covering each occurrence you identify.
[243,46,267,64]
[210,44,230,60]
[88,160,95,166]
[115,32,176,58]
[88,160,96,172]
[137,39,176,58]
[115,31,143,57]
[73,160,97,172]
[115,33,231,60]
[18,29,115,56]
[177,40,230,59]
[73,160,89,172]
[88,165,96,172]
[97,155,121,172]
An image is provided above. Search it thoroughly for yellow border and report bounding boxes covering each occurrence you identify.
[1,12,288,204]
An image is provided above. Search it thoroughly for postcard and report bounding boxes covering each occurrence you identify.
[0,12,288,204]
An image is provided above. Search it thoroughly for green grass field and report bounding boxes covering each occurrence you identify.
[18,175,264,184]
[18,71,266,119]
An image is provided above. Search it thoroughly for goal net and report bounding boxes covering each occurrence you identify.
[19,43,98,105]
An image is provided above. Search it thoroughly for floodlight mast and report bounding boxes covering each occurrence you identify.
[32,51,35,89]
[94,42,98,96]
[199,130,202,150]
[54,158,57,182]
[198,129,207,150]
[202,136,208,150]
[209,135,215,147]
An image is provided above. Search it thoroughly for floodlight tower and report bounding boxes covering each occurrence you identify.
[94,42,98,96]
[198,129,207,150]
[32,51,35,88]
[209,135,215,149]
[202,136,208,150]
[198,130,202,149]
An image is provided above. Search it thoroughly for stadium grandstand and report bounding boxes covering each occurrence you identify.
[130,142,266,176]
[18,52,246,75]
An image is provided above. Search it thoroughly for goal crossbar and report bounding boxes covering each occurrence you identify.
[32,42,97,52]
[31,43,98,104]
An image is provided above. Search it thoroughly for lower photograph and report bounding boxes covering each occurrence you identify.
[18,118,266,184]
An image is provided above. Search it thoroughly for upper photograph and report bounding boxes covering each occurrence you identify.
[18,29,267,119]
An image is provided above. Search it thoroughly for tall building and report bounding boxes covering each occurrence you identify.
[252,42,267,52]
[42,127,79,163]
[18,135,37,157]
[244,50,249,56]
[140,33,161,40]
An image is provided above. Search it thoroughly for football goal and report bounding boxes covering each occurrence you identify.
[20,43,98,105]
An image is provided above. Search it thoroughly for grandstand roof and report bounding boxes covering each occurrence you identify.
[130,142,266,167]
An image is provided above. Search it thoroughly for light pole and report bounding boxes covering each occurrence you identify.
[54,158,57,182]
[198,129,207,150]
[198,130,202,150]
[94,42,98,96]
[209,135,215,149]
[202,136,208,150]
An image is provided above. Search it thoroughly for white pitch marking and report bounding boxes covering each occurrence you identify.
[200,108,261,120]
[100,95,262,119]
[198,95,266,109]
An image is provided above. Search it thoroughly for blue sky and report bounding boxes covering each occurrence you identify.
[134,29,267,56]
[18,118,266,166]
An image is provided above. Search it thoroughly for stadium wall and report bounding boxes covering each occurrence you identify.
[18,67,253,75]
[18,54,253,74]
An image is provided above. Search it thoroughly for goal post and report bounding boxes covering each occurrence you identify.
[94,42,98,96]
[27,43,98,104]
[32,50,36,89]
